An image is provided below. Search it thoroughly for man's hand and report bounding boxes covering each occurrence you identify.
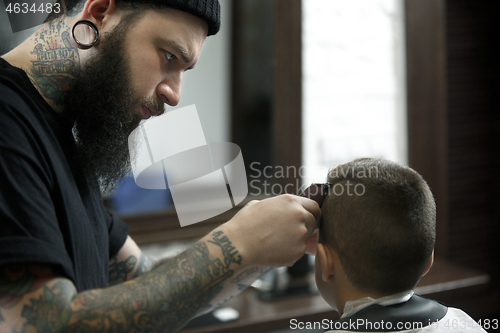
[219,194,321,268]
[305,228,319,256]
[0,196,320,333]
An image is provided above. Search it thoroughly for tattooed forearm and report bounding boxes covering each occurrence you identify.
[0,266,55,310]
[20,281,74,332]
[68,240,236,332]
[1,230,243,333]
[232,266,270,285]
[207,230,242,268]
[108,255,137,285]
[109,252,153,285]
[200,267,271,314]
[133,253,153,278]
[150,256,172,271]
[0,265,68,332]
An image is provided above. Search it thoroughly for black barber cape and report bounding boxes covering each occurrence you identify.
[0,58,129,292]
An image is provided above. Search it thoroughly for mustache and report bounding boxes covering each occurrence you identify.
[140,96,165,115]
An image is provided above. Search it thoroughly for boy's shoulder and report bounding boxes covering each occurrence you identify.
[325,295,487,332]
[437,307,489,333]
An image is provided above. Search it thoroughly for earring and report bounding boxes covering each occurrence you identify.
[72,20,99,49]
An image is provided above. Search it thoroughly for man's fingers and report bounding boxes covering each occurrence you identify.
[305,229,318,255]
[245,200,259,207]
[296,196,320,255]
[225,194,322,268]
[295,196,322,230]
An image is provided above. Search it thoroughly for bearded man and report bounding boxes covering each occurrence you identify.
[0,0,321,331]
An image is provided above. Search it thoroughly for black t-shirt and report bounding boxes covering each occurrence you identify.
[0,58,129,292]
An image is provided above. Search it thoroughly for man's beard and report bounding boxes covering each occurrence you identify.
[64,21,164,192]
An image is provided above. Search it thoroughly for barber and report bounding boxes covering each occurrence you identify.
[0,0,320,332]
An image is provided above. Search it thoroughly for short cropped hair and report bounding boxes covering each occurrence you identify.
[319,158,436,295]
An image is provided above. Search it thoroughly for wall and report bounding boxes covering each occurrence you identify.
[173,0,231,143]
[0,2,39,54]
[302,0,406,184]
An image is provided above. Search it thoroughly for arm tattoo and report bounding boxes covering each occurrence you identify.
[108,253,153,285]
[19,281,74,332]
[2,231,242,333]
[201,267,271,313]
[108,255,137,284]
[207,230,243,268]
[0,267,37,324]
[233,267,271,291]
[0,266,59,329]
[133,253,153,278]
[232,267,267,284]
[0,266,54,309]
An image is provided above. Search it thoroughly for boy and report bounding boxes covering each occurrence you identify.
[315,158,486,332]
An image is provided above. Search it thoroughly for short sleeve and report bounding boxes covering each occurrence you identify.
[1,60,131,290]
[106,211,129,258]
[0,147,76,282]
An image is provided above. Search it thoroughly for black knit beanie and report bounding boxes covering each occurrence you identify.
[122,0,221,35]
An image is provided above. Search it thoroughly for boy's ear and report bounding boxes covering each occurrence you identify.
[316,243,335,282]
[422,250,434,277]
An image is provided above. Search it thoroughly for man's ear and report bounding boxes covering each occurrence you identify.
[80,0,119,29]
[422,250,434,277]
[316,243,335,282]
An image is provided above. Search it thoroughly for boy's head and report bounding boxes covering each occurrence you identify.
[315,158,436,310]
